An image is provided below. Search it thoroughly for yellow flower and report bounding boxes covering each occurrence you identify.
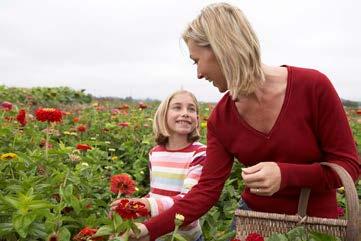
[1,153,17,160]
[201,122,207,128]
[111,156,118,161]
[175,213,185,226]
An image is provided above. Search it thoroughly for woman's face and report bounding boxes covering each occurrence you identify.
[187,40,228,93]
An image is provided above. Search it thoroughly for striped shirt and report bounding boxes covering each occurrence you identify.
[144,142,206,241]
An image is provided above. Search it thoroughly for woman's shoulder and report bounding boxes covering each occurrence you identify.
[288,65,330,83]
[208,92,233,123]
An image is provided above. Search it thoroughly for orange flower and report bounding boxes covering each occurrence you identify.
[119,104,129,110]
[35,108,62,122]
[110,174,136,195]
[76,143,92,151]
[72,227,103,241]
[114,199,149,220]
[73,117,80,123]
[16,109,27,126]
[138,102,147,109]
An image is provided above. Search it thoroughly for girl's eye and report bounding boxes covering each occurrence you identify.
[192,60,198,65]
[188,107,196,113]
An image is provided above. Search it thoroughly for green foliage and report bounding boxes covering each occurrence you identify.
[0,87,359,240]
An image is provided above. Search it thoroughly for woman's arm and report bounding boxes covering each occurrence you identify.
[278,72,360,191]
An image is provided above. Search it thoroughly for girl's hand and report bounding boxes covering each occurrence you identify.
[241,162,281,196]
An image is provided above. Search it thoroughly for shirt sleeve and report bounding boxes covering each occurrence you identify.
[278,72,360,191]
[143,122,234,241]
[144,146,206,216]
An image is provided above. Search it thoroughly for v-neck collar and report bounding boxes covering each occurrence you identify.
[231,65,292,139]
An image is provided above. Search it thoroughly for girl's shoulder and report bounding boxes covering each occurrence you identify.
[149,145,166,155]
[190,142,207,154]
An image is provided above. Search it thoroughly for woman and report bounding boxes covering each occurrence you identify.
[133,3,360,241]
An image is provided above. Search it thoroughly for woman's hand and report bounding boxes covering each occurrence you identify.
[241,162,281,196]
[129,223,149,241]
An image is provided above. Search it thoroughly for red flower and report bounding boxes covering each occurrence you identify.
[110,174,136,195]
[245,233,264,241]
[356,109,361,115]
[72,227,103,241]
[76,124,87,132]
[230,239,241,241]
[1,101,13,111]
[117,122,130,127]
[35,108,62,122]
[115,199,149,220]
[16,109,27,126]
[76,143,92,151]
[138,102,147,109]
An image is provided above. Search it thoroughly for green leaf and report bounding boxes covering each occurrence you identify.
[216,230,236,241]
[58,227,71,241]
[94,225,113,237]
[13,213,37,238]
[267,233,289,241]
[173,233,188,241]
[309,231,341,241]
[70,196,81,214]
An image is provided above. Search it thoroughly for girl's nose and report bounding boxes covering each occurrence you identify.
[197,72,204,79]
[181,109,189,117]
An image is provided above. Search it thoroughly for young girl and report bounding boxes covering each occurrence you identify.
[112,90,206,241]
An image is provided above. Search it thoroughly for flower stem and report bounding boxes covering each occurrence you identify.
[45,122,49,160]
[170,225,179,241]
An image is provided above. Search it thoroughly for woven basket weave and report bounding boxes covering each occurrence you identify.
[234,162,360,241]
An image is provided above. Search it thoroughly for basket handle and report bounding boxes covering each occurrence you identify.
[297,162,359,241]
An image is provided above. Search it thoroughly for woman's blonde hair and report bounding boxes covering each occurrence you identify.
[153,90,200,145]
[182,2,265,100]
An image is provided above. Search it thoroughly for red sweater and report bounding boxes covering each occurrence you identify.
[144,66,360,240]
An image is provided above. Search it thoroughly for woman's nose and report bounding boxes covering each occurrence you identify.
[197,71,204,79]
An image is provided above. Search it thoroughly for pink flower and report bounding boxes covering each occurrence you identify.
[1,101,13,111]
[337,206,345,217]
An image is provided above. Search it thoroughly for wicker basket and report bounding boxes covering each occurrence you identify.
[234,162,360,241]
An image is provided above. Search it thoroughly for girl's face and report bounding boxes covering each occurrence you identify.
[166,92,198,138]
[187,39,228,93]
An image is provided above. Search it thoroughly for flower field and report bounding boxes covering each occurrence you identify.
[0,86,360,241]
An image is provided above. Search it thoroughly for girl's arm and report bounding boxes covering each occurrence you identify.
[144,146,206,217]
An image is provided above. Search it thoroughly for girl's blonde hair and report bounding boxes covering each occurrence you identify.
[153,90,200,145]
[182,2,265,100]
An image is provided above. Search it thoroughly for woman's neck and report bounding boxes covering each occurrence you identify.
[237,64,287,104]
[166,135,190,150]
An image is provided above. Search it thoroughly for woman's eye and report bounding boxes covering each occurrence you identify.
[192,60,198,65]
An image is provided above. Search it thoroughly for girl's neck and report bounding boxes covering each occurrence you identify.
[166,135,190,150]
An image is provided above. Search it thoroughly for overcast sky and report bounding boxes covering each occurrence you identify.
[1,0,360,102]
